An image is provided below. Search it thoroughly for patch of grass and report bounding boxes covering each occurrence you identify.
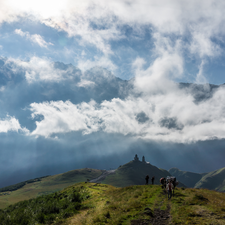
[0,185,89,224]
[187,212,202,217]
[170,188,225,224]
[66,183,164,225]
[188,193,209,206]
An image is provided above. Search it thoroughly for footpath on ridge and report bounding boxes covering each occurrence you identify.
[89,170,116,183]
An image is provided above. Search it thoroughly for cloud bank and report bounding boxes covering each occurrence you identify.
[1,0,225,68]
[1,47,224,144]
[27,70,225,143]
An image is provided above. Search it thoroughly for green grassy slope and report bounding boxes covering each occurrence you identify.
[2,161,225,212]
[0,185,89,225]
[0,168,102,209]
[169,167,206,187]
[195,167,225,191]
[102,160,171,187]
[0,176,49,192]
[1,182,225,225]
[68,183,225,225]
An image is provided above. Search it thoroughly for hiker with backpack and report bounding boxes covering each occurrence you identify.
[160,177,165,189]
[166,180,174,200]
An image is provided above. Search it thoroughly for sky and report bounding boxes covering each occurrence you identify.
[1,0,225,187]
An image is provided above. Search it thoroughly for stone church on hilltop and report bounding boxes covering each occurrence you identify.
[133,154,150,164]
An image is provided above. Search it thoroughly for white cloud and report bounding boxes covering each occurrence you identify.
[6,57,77,83]
[195,60,208,84]
[43,0,225,60]
[15,29,53,48]
[30,100,100,137]
[28,81,225,143]
[77,79,95,88]
[0,116,28,133]
[133,35,183,94]
[190,31,221,58]
[2,0,224,61]
[14,29,25,37]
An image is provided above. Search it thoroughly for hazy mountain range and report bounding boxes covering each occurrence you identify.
[169,167,225,192]
[0,156,225,210]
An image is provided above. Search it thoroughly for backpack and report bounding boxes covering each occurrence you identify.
[168,183,172,191]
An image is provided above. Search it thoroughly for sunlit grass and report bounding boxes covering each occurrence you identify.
[66,183,225,225]
[170,188,225,224]
[67,184,166,225]
[1,182,225,224]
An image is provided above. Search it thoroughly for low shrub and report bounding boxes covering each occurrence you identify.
[0,186,89,224]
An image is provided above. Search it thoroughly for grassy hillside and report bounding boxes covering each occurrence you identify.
[195,167,225,191]
[0,184,89,225]
[1,182,225,224]
[103,160,171,187]
[2,161,224,213]
[0,161,173,209]
[169,167,206,187]
[169,167,225,192]
[0,168,102,209]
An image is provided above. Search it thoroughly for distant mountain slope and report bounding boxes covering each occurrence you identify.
[0,176,49,193]
[169,167,225,192]
[194,167,225,191]
[178,82,221,102]
[103,160,171,187]
[169,167,206,188]
[0,168,102,209]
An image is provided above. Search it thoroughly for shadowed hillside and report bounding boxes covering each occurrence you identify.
[169,167,225,192]
[169,167,206,187]
[103,159,171,187]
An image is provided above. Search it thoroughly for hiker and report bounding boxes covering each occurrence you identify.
[145,175,149,185]
[160,177,166,189]
[166,180,174,200]
[171,177,177,196]
[173,181,179,196]
[151,176,155,185]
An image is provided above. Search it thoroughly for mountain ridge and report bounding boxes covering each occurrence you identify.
[169,166,225,192]
[2,156,225,209]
